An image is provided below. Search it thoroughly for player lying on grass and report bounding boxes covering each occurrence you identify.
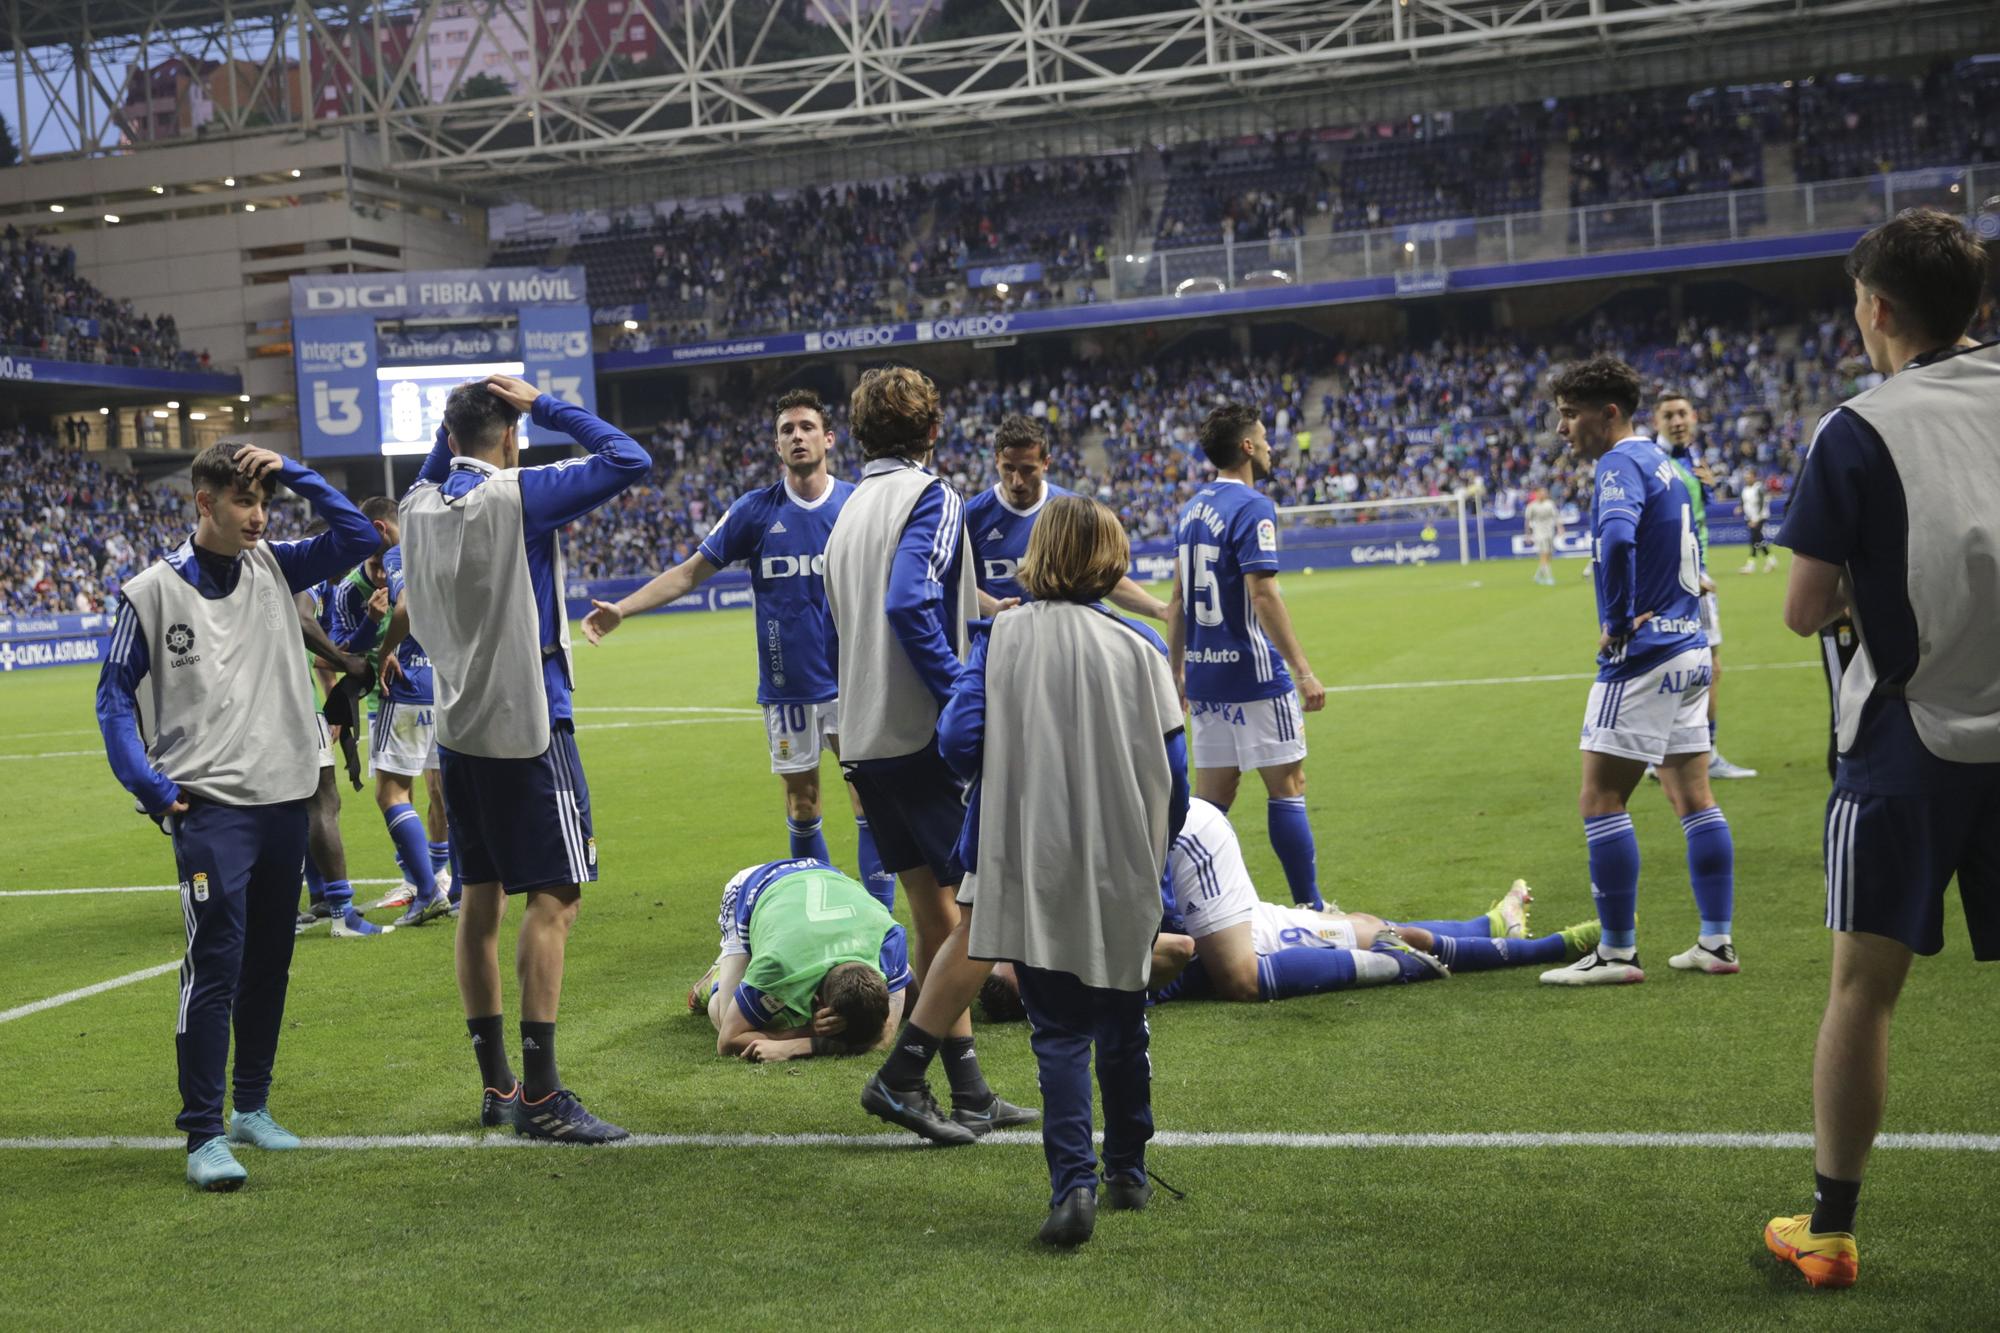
[976,799,1598,1015]
[690,859,912,1063]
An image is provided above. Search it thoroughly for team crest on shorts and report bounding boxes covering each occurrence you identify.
[776,738,792,759]
[191,872,209,902]
[586,837,597,867]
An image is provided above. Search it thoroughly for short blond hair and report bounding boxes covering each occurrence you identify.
[1018,495,1129,604]
[850,367,941,461]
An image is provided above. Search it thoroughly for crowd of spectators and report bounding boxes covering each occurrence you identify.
[1566,90,1766,207]
[559,303,1975,581]
[0,429,197,615]
[2,226,201,370]
[8,299,1992,612]
[1790,61,2000,180]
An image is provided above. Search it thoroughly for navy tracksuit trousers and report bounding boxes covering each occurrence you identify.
[1015,965,1154,1205]
[169,799,308,1147]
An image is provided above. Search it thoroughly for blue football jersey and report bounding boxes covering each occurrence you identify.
[381,545,435,705]
[1591,436,1707,683]
[698,477,852,705]
[1176,479,1292,703]
[964,482,1073,602]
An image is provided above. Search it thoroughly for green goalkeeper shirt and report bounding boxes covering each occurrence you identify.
[735,865,913,1031]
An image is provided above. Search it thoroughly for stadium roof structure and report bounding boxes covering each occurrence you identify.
[8,0,1997,189]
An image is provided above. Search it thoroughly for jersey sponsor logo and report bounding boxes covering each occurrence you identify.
[1654,663,1713,695]
[1649,615,1703,636]
[758,554,826,580]
[982,557,1019,584]
[1256,518,1277,552]
[1185,647,1242,664]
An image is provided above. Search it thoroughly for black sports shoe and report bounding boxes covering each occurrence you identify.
[1100,1173,1152,1211]
[861,1074,976,1146]
[950,1094,1040,1136]
[1038,1186,1097,1247]
[480,1081,522,1129]
[515,1089,629,1143]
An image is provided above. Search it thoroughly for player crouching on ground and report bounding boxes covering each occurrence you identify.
[690,860,911,1062]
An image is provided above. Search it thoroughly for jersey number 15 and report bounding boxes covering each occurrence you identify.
[1180,543,1224,628]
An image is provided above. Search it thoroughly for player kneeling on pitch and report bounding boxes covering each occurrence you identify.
[96,442,378,1190]
[938,496,1189,1248]
[690,859,912,1062]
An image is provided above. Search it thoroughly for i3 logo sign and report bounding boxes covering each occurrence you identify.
[533,371,584,406]
[313,382,364,435]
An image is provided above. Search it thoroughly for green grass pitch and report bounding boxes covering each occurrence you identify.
[2,557,1994,1329]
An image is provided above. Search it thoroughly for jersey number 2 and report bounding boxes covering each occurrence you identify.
[1181,543,1224,627]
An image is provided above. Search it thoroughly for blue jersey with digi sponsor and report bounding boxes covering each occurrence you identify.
[381,546,434,706]
[964,482,1073,603]
[1590,436,1707,683]
[1175,479,1293,703]
[698,477,852,706]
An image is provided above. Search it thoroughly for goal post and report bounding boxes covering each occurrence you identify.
[1273,490,1483,565]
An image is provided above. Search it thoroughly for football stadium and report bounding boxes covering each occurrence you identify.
[2,0,1998,1324]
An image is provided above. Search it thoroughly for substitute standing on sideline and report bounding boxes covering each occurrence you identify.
[940,496,1189,1248]
[398,375,649,1143]
[96,442,377,1190]
[1763,209,2000,1290]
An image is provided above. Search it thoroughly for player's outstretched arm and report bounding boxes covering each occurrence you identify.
[583,553,718,644]
[1108,576,1170,620]
[1247,573,1324,711]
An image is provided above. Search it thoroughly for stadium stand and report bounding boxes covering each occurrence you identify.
[19,299,1986,613]
[1791,60,2000,180]
[1335,110,1546,230]
[1154,138,1325,246]
[1,225,198,369]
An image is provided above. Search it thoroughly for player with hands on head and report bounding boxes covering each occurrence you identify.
[95,440,379,1190]
[398,371,650,1143]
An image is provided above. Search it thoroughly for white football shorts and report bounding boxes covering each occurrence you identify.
[1168,798,1261,938]
[1249,900,1360,955]
[1579,646,1713,765]
[369,699,439,778]
[765,699,839,775]
[1189,692,1308,771]
[1699,591,1723,647]
[1531,529,1556,555]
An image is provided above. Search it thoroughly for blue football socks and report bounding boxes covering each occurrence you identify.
[1682,806,1735,937]
[1258,946,1356,999]
[787,816,830,863]
[1267,796,1323,909]
[854,817,895,909]
[1428,933,1566,972]
[1584,811,1641,950]
[385,803,437,900]
[429,838,450,878]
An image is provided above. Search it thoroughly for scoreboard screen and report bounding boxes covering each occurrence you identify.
[375,361,525,455]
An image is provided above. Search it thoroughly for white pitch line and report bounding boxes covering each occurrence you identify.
[0,961,181,1024]
[572,705,763,715]
[0,877,401,899]
[0,1129,1994,1152]
[577,717,761,733]
[0,749,102,762]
